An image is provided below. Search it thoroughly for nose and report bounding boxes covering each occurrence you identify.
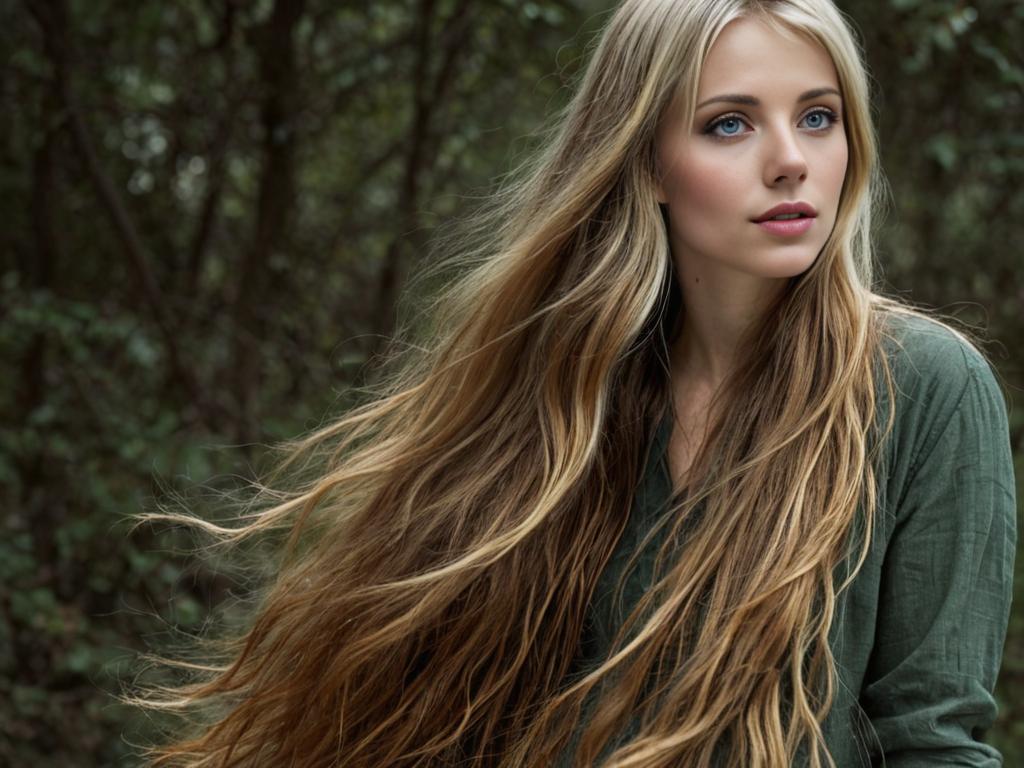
[762,125,808,186]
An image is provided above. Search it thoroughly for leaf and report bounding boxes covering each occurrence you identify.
[925,132,958,171]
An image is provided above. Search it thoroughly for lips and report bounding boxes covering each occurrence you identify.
[753,201,818,223]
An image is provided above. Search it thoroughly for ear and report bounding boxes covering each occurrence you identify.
[655,180,668,205]
[651,121,673,205]
[652,151,668,204]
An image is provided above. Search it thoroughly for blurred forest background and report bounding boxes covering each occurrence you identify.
[2,0,1022,764]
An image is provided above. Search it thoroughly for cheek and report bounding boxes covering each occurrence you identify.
[664,150,745,222]
[827,141,849,202]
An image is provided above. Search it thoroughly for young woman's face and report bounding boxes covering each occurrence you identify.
[655,16,848,280]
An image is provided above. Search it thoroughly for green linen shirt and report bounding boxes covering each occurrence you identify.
[566,313,1017,767]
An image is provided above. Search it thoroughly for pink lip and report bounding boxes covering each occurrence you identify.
[755,217,814,236]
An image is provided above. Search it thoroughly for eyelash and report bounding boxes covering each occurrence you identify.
[702,107,841,140]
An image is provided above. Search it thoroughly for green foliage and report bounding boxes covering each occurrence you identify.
[0,277,213,764]
[1,0,1021,764]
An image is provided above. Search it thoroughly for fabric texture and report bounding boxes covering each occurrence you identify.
[565,312,1017,767]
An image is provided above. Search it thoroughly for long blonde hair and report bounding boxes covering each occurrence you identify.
[134,0,927,765]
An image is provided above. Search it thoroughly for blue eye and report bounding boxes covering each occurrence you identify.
[715,117,745,136]
[801,109,838,130]
[703,107,840,140]
[702,113,750,139]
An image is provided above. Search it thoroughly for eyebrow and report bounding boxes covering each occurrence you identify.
[696,87,842,110]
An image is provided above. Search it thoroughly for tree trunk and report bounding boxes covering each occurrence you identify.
[228,0,307,445]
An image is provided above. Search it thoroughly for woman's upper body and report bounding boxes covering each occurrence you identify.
[137,0,1017,764]
[566,310,1017,767]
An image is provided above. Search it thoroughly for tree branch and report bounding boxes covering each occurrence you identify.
[26,0,223,429]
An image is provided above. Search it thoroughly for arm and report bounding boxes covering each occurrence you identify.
[859,353,1017,767]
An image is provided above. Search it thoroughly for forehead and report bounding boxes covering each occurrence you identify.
[698,16,839,98]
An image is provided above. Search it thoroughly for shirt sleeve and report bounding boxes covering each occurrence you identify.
[858,350,1017,767]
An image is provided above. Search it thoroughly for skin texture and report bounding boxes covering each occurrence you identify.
[654,15,849,484]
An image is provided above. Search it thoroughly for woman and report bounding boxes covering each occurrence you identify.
[136,0,1016,766]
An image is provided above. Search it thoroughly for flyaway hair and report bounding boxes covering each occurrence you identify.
[128,1,977,766]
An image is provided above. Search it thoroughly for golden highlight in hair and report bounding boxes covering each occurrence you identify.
[129,1,964,766]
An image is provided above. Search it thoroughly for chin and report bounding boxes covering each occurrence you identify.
[738,252,819,279]
[765,259,818,279]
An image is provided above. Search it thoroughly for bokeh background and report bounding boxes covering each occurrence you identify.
[3,0,1022,764]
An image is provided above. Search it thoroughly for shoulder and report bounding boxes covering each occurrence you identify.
[878,310,995,393]
[873,308,1012,507]
[876,309,1005,425]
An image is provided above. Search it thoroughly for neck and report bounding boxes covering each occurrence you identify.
[668,254,787,388]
